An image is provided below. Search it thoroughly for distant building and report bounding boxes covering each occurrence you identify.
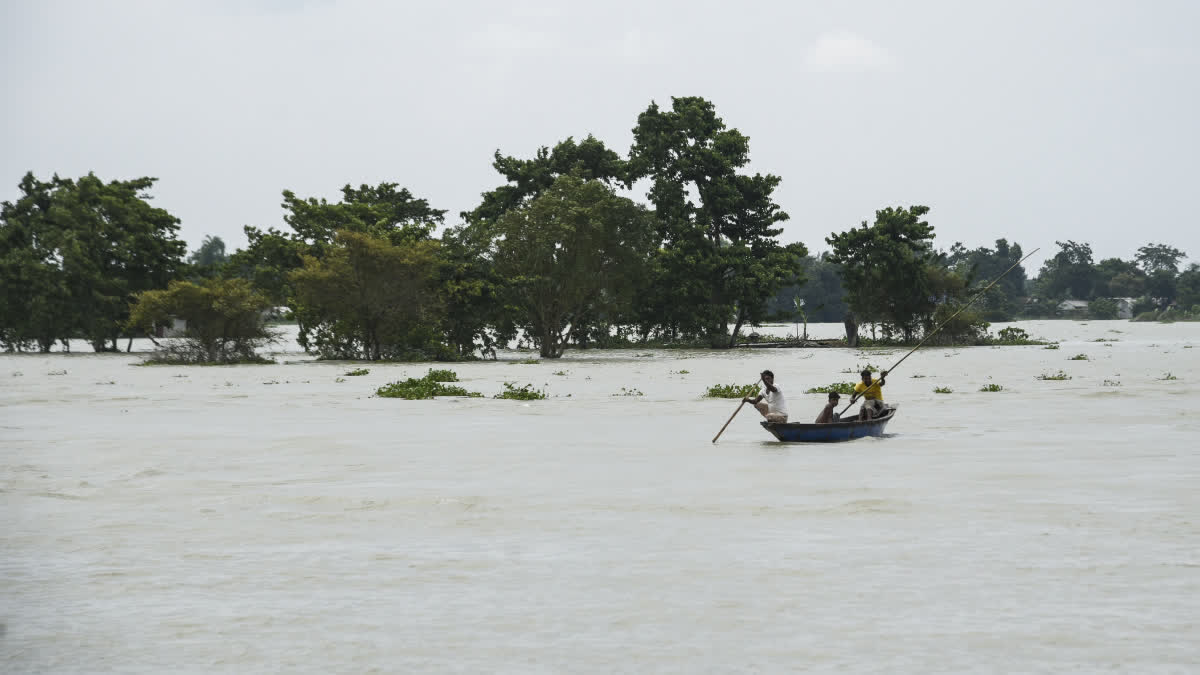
[1057,299,1089,314]
[1113,297,1137,320]
[154,318,188,338]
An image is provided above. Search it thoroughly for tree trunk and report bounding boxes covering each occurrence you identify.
[843,313,859,348]
[126,335,133,352]
[728,307,746,348]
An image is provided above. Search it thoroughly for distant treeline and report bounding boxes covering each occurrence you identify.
[1,97,1194,360]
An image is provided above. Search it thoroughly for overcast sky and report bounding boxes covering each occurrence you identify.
[3,0,1198,271]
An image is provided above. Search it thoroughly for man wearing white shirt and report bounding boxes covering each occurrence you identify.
[743,369,788,424]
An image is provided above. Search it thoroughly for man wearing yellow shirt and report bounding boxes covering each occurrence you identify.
[852,368,888,420]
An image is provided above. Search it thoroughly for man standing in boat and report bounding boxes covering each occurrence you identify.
[851,368,888,420]
[744,370,788,424]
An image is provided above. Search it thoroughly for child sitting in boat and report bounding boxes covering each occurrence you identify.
[814,391,841,424]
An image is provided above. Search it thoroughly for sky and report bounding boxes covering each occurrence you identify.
[3,0,1198,272]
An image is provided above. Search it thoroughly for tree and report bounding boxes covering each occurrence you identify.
[127,278,275,363]
[1145,270,1178,309]
[1036,240,1097,301]
[488,173,656,358]
[463,135,627,228]
[437,224,514,358]
[225,226,307,306]
[1135,243,1186,276]
[826,206,938,342]
[187,235,229,269]
[944,238,1027,320]
[628,96,801,345]
[289,231,443,360]
[766,253,848,323]
[1176,264,1200,311]
[0,172,185,352]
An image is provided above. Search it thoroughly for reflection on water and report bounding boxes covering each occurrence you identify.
[2,321,1198,671]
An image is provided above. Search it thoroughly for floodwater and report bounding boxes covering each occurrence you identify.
[2,321,1198,672]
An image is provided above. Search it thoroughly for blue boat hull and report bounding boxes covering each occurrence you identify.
[761,406,897,443]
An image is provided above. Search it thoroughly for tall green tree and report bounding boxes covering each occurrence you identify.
[487,173,656,358]
[628,96,801,345]
[1135,243,1186,276]
[462,135,628,228]
[944,238,1027,320]
[1036,240,1097,301]
[826,205,938,342]
[289,231,443,360]
[0,172,185,352]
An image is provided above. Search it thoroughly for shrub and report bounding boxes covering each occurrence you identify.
[344,368,370,376]
[495,382,547,400]
[805,382,856,395]
[425,368,458,382]
[933,386,953,394]
[995,327,1032,344]
[376,376,482,399]
[979,383,1003,392]
[1037,370,1072,381]
[128,278,277,364]
[1088,297,1119,320]
[704,383,760,398]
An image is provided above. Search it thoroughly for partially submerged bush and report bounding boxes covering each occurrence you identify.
[933,386,953,394]
[704,383,760,398]
[805,382,856,395]
[1037,370,1072,381]
[995,326,1032,344]
[494,382,547,400]
[344,368,370,376]
[128,278,277,364]
[979,383,1003,392]
[1069,354,1089,361]
[376,373,481,399]
[425,368,458,382]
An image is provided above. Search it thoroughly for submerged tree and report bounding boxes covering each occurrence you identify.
[827,205,938,342]
[127,278,275,363]
[487,173,656,358]
[289,231,443,360]
[628,96,802,345]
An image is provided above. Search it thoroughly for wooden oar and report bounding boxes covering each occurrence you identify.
[838,248,1040,418]
[712,383,760,444]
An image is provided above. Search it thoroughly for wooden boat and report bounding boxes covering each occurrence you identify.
[760,406,898,443]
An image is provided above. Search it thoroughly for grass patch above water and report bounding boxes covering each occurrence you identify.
[704,383,759,399]
[494,382,547,400]
[376,371,480,399]
[805,382,856,395]
[1037,370,1072,381]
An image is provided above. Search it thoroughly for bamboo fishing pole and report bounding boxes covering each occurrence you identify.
[838,247,1040,417]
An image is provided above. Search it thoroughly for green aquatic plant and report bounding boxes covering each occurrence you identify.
[805,382,856,395]
[425,368,458,382]
[344,368,370,376]
[933,386,953,394]
[979,384,1003,392]
[840,363,879,374]
[335,377,346,383]
[1158,373,1179,381]
[552,370,569,376]
[1043,343,1060,350]
[909,374,926,379]
[494,382,547,400]
[1037,370,1072,381]
[612,387,644,397]
[1093,338,1118,342]
[1069,354,1089,361]
[669,369,690,375]
[1102,379,1121,387]
[376,375,482,399]
[704,383,760,398]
